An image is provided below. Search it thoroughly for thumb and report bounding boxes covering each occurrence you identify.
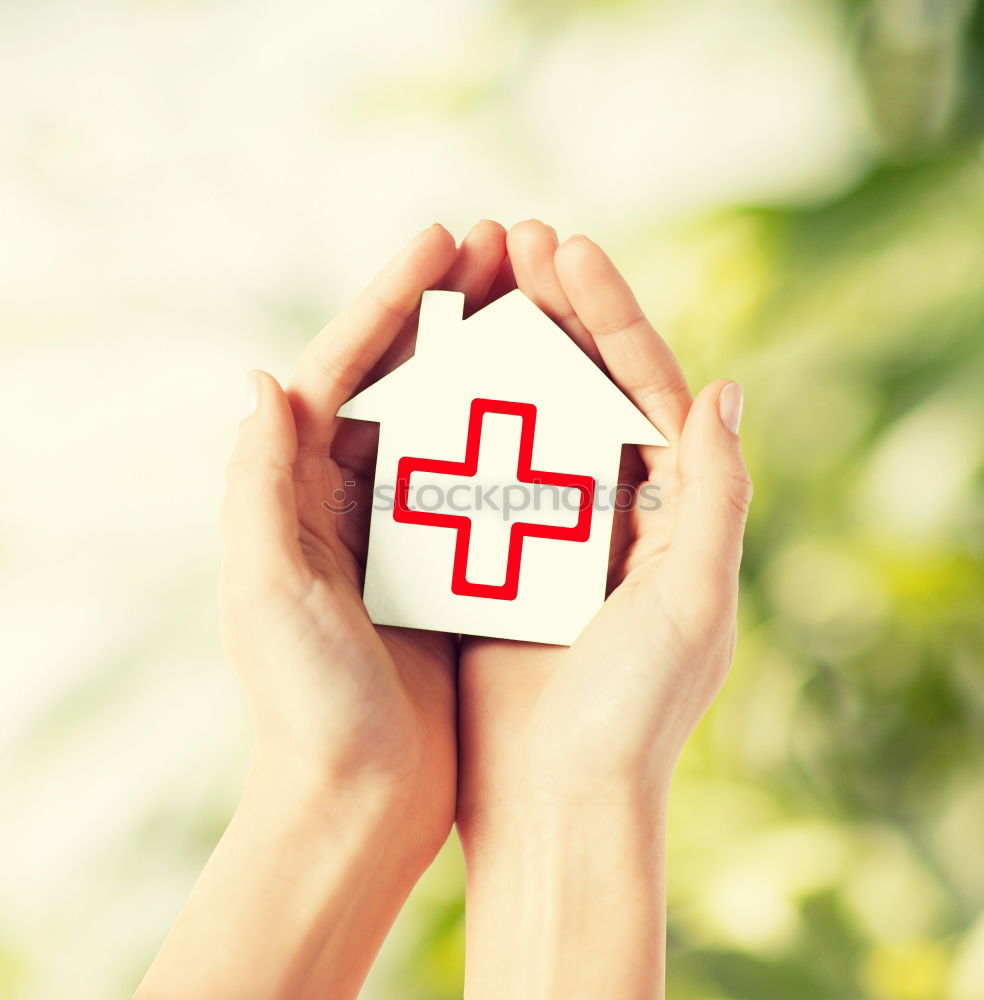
[219,370,306,595]
[661,379,752,619]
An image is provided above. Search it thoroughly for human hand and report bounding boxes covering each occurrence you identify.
[458,222,752,827]
[455,222,751,998]
[219,221,507,861]
[137,224,512,1000]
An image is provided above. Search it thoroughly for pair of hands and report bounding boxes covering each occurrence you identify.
[219,218,752,908]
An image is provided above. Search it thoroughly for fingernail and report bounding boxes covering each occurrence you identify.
[244,371,260,418]
[719,381,743,434]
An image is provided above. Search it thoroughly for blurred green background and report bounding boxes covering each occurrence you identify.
[1,0,983,997]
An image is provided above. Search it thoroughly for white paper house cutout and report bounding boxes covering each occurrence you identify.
[338,289,668,645]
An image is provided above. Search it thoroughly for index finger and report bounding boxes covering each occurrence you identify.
[287,224,457,448]
[554,235,692,444]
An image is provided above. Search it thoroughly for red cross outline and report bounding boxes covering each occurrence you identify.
[393,398,595,601]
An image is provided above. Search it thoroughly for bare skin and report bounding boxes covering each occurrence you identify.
[457,222,751,1000]
[134,220,751,1000]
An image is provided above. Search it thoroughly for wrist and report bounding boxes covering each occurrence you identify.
[138,744,436,1000]
[458,764,673,860]
[241,746,443,876]
[460,775,670,873]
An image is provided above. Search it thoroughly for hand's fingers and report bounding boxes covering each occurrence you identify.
[442,219,508,315]
[220,371,307,595]
[485,251,517,302]
[506,219,603,366]
[288,224,457,448]
[366,220,507,381]
[659,380,752,619]
[554,235,691,445]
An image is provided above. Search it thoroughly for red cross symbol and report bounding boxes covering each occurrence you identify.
[394,398,595,601]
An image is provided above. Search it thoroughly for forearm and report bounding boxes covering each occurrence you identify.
[460,780,671,1000]
[134,753,427,1000]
